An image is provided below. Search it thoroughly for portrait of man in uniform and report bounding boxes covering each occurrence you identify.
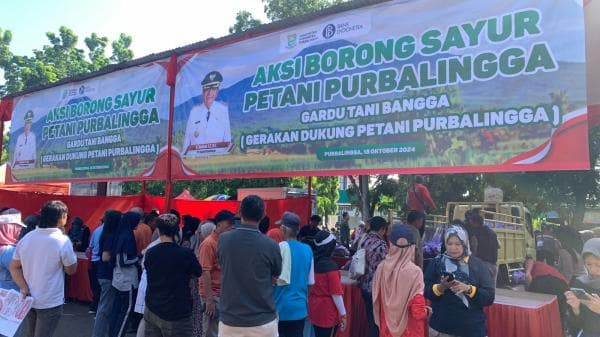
[183,71,233,158]
[12,110,37,170]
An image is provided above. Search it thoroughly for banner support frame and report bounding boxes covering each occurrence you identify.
[307,176,313,220]
[164,55,177,212]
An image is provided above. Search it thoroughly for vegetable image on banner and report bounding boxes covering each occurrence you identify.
[172,0,588,179]
[6,60,171,183]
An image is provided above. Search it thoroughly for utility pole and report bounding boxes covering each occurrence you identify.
[360,175,370,221]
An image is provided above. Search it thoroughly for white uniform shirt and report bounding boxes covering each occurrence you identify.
[13,228,77,309]
[13,131,36,169]
[183,101,231,157]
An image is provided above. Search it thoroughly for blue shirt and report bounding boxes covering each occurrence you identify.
[89,224,104,262]
[274,240,314,321]
[0,246,19,290]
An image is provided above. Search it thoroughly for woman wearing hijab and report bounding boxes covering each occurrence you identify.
[565,238,600,337]
[308,231,347,337]
[180,215,201,251]
[68,216,91,252]
[92,210,122,337]
[109,211,140,337]
[0,209,25,291]
[425,226,495,337]
[373,224,428,337]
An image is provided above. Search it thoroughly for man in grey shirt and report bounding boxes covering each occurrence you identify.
[217,195,282,337]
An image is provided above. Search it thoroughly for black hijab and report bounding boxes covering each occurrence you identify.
[311,230,338,273]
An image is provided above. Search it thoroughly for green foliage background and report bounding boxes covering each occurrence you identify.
[1,0,598,227]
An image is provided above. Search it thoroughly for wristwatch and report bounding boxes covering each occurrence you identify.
[467,285,474,296]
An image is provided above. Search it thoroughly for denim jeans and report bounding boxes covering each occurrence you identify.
[88,261,101,311]
[109,286,133,337]
[18,305,63,337]
[92,279,117,337]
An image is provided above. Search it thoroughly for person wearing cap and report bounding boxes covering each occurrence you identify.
[274,212,315,337]
[0,209,27,291]
[199,210,235,337]
[217,195,282,337]
[143,214,202,337]
[424,226,495,337]
[10,201,77,337]
[565,238,600,336]
[308,230,347,337]
[12,110,37,170]
[373,224,428,337]
[183,70,232,158]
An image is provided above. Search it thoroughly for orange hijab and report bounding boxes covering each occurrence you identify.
[373,243,424,337]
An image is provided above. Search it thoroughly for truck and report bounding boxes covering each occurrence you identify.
[390,201,536,286]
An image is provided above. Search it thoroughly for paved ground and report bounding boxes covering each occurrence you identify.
[53,302,93,337]
[53,301,136,337]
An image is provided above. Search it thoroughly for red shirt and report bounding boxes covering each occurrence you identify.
[406,183,436,213]
[309,271,344,328]
[266,228,283,243]
[133,223,152,255]
[380,294,427,337]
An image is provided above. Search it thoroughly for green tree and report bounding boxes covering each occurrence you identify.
[85,33,110,71]
[262,0,346,21]
[1,131,7,165]
[0,26,135,172]
[347,175,404,218]
[110,33,134,63]
[311,176,339,222]
[123,178,294,199]
[0,26,134,96]
[229,11,262,34]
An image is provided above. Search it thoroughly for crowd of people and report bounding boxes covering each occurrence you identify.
[523,224,600,337]
[0,191,597,337]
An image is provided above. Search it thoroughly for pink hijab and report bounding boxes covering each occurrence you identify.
[0,212,24,247]
[373,240,424,336]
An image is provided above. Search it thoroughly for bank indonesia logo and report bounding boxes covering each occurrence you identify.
[323,24,336,39]
[287,34,297,48]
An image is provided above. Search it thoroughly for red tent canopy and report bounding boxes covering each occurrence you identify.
[175,189,196,200]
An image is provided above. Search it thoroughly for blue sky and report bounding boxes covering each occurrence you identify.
[0,0,268,58]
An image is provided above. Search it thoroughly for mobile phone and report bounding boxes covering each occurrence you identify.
[442,271,455,282]
[570,288,590,300]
